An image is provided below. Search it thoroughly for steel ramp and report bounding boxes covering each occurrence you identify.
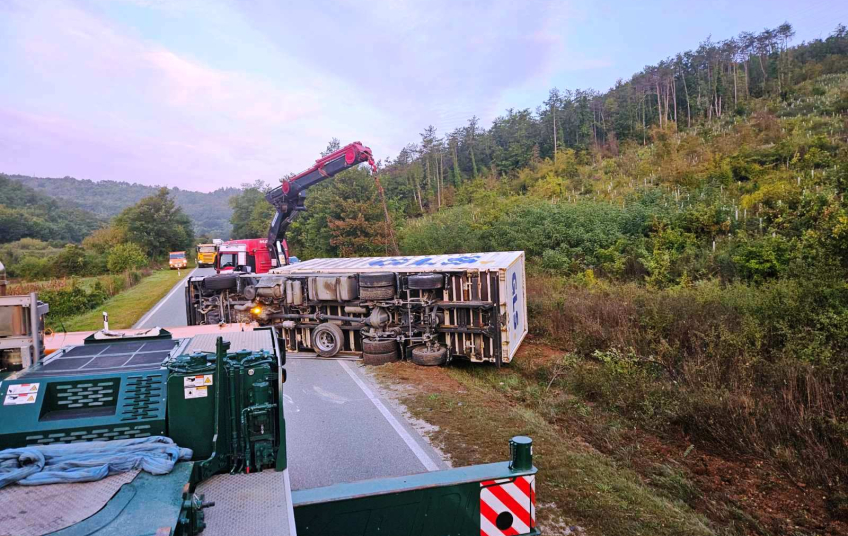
[196,468,297,536]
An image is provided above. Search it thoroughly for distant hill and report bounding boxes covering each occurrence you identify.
[0,174,104,244]
[8,175,239,239]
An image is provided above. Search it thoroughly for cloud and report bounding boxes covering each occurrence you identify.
[234,0,605,134]
[0,0,611,190]
[0,0,382,189]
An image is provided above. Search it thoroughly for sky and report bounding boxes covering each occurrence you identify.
[0,0,845,192]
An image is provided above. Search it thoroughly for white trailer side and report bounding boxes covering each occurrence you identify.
[271,252,528,364]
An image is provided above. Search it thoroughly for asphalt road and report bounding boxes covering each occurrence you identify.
[133,266,216,329]
[285,357,447,490]
[136,269,447,489]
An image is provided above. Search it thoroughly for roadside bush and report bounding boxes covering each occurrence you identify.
[10,256,53,280]
[528,274,848,488]
[107,243,148,273]
[52,244,87,277]
[400,205,485,255]
[40,281,109,319]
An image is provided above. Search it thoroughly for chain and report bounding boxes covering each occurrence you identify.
[367,156,400,256]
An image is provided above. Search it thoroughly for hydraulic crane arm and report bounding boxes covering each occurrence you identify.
[266,142,374,264]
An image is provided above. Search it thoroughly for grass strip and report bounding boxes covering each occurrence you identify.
[59,268,189,331]
[372,362,715,536]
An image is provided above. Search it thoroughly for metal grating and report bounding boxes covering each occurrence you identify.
[22,423,155,445]
[0,470,140,536]
[183,331,275,354]
[197,470,293,536]
[24,340,179,377]
[121,374,163,421]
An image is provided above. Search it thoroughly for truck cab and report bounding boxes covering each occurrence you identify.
[216,239,274,274]
[168,251,188,270]
[195,244,218,267]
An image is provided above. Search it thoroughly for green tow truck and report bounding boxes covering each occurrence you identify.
[0,295,540,535]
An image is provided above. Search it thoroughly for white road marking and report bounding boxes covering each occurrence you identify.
[133,267,199,329]
[283,469,297,536]
[338,360,440,472]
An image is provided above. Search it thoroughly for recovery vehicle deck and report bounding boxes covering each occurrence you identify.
[0,323,540,536]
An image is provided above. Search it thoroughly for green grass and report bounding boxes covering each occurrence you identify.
[58,268,189,331]
[373,362,715,536]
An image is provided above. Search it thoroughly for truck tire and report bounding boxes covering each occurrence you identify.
[362,338,398,354]
[408,273,444,290]
[363,349,399,366]
[360,285,395,300]
[411,345,448,366]
[359,272,396,287]
[203,274,238,291]
[311,323,345,357]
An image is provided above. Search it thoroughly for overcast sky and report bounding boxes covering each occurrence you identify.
[1,0,844,192]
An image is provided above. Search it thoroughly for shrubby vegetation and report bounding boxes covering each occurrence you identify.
[9,174,238,238]
[0,175,103,243]
[2,189,192,281]
[227,23,848,501]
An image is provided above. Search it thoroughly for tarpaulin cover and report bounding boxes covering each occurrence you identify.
[0,436,192,489]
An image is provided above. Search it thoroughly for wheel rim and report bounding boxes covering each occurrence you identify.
[315,330,336,352]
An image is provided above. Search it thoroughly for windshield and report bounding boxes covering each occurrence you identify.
[169,252,186,259]
[218,253,236,268]
[198,246,216,253]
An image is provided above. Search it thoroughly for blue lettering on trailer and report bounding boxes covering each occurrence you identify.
[367,254,483,267]
[512,272,519,329]
[441,255,482,265]
[368,257,411,267]
[411,257,438,266]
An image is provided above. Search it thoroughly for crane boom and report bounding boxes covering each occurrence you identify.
[265,142,374,264]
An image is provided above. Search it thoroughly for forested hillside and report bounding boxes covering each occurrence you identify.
[227,23,848,533]
[9,175,239,239]
[0,174,103,244]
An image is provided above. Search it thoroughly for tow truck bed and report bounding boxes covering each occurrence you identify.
[197,470,296,536]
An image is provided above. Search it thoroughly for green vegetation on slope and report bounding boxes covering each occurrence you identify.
[56,267,189,331]
[9,174,239,239]
[0,174,103,243]
[226,22,848,532]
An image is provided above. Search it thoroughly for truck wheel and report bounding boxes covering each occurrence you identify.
[362,338,397,354]
[203,273,238,291]
[360,285,395,300]
[408,273,444,290]
[363,349,399,366]
[359,272,396,287]
[411,345,448,366]
[311,323,344,357]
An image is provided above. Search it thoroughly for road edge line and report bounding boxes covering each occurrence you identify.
[133,267,198,329]
[338,360,440,472]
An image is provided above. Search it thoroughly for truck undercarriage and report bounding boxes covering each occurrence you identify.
[185,251,527,366]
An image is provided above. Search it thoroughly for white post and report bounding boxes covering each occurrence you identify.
[103,311,109,331]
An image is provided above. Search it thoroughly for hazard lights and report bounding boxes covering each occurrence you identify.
[480,475,536,535]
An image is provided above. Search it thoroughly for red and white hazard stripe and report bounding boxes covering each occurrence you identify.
[480,475,536,535]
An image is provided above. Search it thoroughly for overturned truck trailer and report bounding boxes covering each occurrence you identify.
[186,251,527,365]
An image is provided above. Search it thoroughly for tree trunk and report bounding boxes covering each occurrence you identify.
[436,152,442,209]
[552,102,557,163]
[656,81,663,129]
[451,140,460,185]
[679,63,691,128]
[733,62,738,106]
[672,76,678,124]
